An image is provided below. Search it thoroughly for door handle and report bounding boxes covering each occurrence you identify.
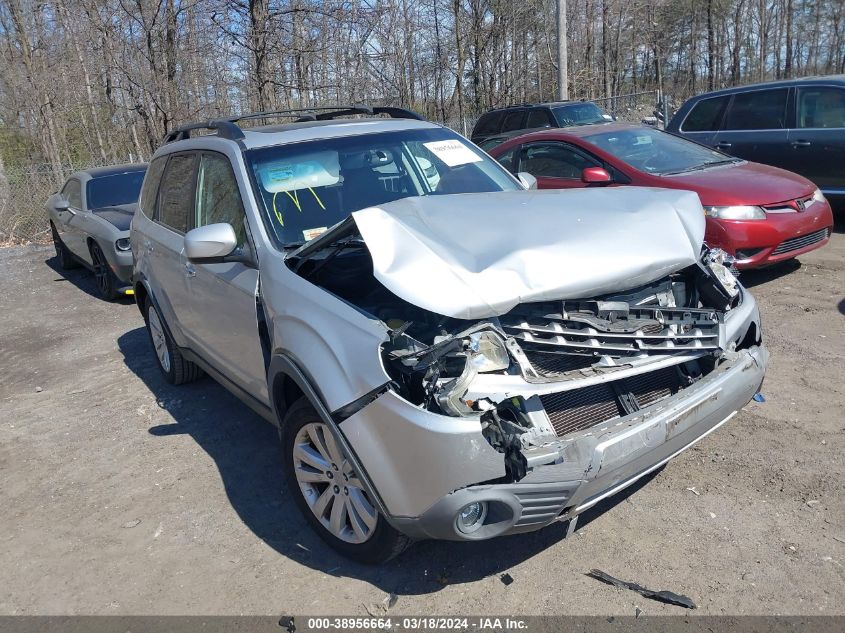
[716,142,732,149]
[184,261,196,277]
[791,140,811,148]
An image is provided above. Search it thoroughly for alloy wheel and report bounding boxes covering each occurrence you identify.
[90,244,110,296]
[147,306,171,373]
[292,422,378,544]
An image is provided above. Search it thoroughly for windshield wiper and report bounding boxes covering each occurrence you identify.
[660,159,738,176]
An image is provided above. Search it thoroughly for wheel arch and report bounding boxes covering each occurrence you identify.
[268,352,396,525]
[133,278,150,318]
[268,353,321,429]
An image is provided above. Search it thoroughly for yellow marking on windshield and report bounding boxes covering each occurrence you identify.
[271,187,327,227]
[309,188,326,210]
[272,192,284,226]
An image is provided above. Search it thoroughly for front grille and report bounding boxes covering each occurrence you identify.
[772,229,829,255]
[502,306,723,355]
[522,349,596,375]
[540,366,684,437]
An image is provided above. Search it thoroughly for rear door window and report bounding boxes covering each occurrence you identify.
[139,156,167,218]
[681,96,729,132]
[61,178,82,209]
[156,153,198,233]
[723,89,789,130]
[501,110,527,132]
[797,87,845,129]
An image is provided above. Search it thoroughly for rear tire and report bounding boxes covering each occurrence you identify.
[51,223,78,270]
[143,297,203,385]
[281,397,410,564]
[89,241,119,300]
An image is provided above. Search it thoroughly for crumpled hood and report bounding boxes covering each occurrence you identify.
[351,187,705,320]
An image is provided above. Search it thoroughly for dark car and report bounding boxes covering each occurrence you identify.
[470,101,612,146]
[667,75,845,207]
[489,124,833,269]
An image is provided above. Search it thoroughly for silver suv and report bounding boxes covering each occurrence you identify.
[131,106,768,563]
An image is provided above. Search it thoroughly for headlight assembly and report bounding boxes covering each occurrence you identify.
[703,248,740,301]
[704,205,766,220]
[468,331,510,373]
[812,189,826,204]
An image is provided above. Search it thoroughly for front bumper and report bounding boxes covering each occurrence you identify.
[111,248,134,285]
[345,344,767,542]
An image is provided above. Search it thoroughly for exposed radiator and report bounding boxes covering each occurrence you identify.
[539,366,684,437]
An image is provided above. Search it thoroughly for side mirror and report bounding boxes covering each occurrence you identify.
[185,223,238,262]
[54,197,70,212]
[581,167,613,184]
[517,172,538,190]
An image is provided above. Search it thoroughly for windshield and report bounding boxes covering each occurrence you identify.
[553,103,609,127]
[247,127,520,247]
[584,127,738,175]
[86,171,146,209]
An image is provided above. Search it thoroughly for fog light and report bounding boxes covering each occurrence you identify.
[455,501,487,534]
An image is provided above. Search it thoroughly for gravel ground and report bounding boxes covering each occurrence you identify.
[1,233,843,617]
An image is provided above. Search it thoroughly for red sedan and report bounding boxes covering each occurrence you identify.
[488,124,834,268]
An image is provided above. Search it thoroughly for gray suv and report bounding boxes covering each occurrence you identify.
[131,106,767,563]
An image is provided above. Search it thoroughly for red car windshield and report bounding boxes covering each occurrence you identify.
[584,128,738,175]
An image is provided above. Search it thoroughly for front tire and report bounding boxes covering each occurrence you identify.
[51,223,78,270]
[281,397,410,564]
[143,297,203,385]
[89,241,119,300]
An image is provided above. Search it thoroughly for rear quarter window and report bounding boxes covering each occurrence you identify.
[681,95,729,132]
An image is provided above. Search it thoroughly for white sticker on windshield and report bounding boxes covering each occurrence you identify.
[423,140,483,167]
[303,227,328,241]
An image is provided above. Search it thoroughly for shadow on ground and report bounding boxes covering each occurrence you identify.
[117,325,655,596]
[738,259,802,289]
[44,253,134,304]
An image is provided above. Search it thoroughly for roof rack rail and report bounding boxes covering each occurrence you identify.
[161,104,425,144]
[161,120,245,144]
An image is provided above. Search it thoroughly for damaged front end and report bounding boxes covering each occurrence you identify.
[379,248,749,484]
[283,191,766,540]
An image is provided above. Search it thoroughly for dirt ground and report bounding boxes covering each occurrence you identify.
[1,230,843,617]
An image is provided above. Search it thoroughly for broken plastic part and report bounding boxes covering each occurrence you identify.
[587,569,697,609]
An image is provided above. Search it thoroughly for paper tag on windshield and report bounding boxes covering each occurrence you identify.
[423,140,483,167]
[303,227,327,241]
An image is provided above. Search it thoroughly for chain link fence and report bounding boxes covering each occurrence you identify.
[0,157,139,245]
